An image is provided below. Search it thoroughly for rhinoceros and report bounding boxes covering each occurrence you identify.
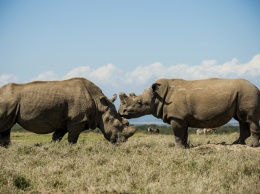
[0,78,136,147]
[119,78,260,148]
[196,128,216,135]
[147,126,160,133]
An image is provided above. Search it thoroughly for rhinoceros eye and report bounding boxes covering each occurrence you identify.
[114,120,122,127]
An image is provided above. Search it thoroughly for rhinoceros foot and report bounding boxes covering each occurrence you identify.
[232,139,246,145]
[250,140,260,147]
[0,129,11,148]
[0,140,10,148]
[250,133,260,147]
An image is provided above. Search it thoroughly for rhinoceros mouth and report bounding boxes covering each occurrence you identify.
[119,111,141,119]
[110,138,117,144]
[110,137,127,145]
[119,114,131,119]
[118,111,132,118]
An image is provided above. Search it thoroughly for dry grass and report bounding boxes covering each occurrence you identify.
[0,132,260,193]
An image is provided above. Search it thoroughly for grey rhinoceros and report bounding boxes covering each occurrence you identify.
[147,126,160,133]
[0,78,136,146]
[119,78,260,148]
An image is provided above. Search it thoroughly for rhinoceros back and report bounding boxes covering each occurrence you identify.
[155,78,260,127]
[16,78,98,134]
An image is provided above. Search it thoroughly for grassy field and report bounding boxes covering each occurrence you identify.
[0,127,260,193]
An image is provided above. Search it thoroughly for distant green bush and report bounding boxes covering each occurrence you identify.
[11,124,26,132]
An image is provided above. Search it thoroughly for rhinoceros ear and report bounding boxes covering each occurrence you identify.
[151,83,161,96]
[109,94,117,103]
[129,93,136,98]
[119,93,129,103]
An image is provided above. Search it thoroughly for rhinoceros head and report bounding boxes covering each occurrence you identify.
[118,83,161,118]
[98,94,136,143]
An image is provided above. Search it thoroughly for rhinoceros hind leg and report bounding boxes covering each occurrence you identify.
[171,119,188,148]
[232,121,250,145]
[0,128,11,147]
[249,121,260,147]
[52,129,67,142]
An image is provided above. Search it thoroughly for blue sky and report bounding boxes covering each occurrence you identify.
[0,0,260,123]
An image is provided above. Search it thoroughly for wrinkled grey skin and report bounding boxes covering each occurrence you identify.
[119,78,260,148]
[0,78,136,147]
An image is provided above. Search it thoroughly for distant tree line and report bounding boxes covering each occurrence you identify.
[134,124,238,135]
[11,124,239,135]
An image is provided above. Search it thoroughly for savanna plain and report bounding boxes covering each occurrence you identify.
[0,125,260,194]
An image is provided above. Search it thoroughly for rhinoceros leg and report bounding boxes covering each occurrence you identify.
[249,121,260,147]
[52,129,67,142]
[0,128,11,147]
[232,121,250,145]
[68,132,80,144]
[67,123,85,144]
[171,119,188,148]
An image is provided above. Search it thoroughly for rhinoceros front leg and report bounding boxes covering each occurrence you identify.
[171,119,188,148]
[52,129,67,142]
[249,121,260,147]
[0,128,11,147]
[232,121,250,145]
[67,123,85,144]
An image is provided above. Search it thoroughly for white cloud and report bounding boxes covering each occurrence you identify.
[241,54,260,77]
[63,64,122,88]
[118,55,260,96]
[123,54,260,88]
[31,71,58,81]
[3,54,259,95]
[63,66,91,79]
[62,54,260,93]
[0,74,18,86]
[90,63,122,87]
